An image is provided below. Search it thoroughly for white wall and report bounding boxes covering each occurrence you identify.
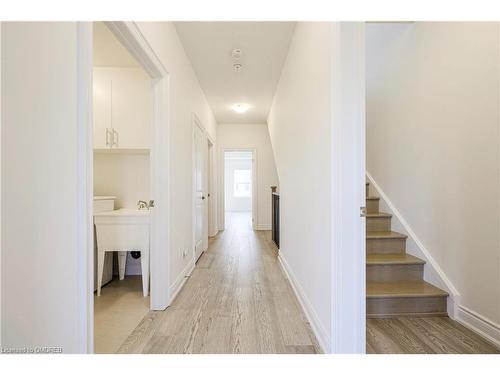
[93,153,150,209]
[135,23,217,292]
[0,21,3,348]
[0,21,217,352]
[224,156,252,212]
[217,123,279,230]
[366,23,500,331]
[1,22,83,352]
[267,23,333,351]
[267,22,366,353]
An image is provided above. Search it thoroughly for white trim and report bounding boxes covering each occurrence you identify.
[330,22,366,354]
[0,20,3,348]
[169,260,196,304]
[104,22,167,78]
[77,21,94,354]
[219,148,258,231]
[105,22,171,312]
[277,252,328,354]
[366,171,461,318]
[207,137,218,238]
[456,305,500,349]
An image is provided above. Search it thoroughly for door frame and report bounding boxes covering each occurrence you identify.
[330,22,366,353]
[219,148,257,231]
[77,21,171,353]
[207,137,218,238]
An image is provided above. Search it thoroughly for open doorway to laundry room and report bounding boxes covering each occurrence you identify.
[223,150,256,231]
[90,21,170,354]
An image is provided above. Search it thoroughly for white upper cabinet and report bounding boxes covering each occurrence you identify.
[93,68,111,149]
[93,67,152,150]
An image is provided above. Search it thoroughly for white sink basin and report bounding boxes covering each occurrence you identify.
[94,208,150,224]
[94,208,151,297]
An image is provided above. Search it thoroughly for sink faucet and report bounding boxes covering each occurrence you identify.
[137,200,155,210]
[137,200,148,210]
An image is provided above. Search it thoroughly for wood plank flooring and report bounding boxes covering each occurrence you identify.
[117,212,320,354]
[367,317,500,354]
[113,212,500,354]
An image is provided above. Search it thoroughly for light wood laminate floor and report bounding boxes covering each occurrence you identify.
[367,317,500,354]
[117,212,320,354]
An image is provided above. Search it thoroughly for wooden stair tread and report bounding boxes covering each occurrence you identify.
[367,281,448,298]
[367,253,425,265]
[366,196,379,201]
[366,231,407,239]
[366,212,392,218]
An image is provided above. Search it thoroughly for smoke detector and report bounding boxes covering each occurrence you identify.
[231,49,242,59]
[233,63,243,72]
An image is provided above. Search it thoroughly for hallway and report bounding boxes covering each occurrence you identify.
[117,212,320,354]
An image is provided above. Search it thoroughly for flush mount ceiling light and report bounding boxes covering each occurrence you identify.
[231,103,250,113]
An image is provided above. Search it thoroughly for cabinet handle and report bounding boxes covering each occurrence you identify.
[113,129,119,147]
[105,128,111,147]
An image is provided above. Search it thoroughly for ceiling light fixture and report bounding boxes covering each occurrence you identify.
[231,103,250,114]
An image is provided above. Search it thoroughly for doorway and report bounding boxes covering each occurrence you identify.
[223,150,255,229]
[85,21,171,354]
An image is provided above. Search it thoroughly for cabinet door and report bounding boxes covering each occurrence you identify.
[111,68,152,149]
[93,68,111,149]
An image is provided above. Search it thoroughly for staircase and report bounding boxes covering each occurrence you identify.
[365,181,449,317]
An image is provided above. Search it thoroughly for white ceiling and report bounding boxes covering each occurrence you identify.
[93,22,140,67]
[175,22,295,124]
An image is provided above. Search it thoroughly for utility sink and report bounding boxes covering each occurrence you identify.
[94,208,151,297]
[94,208,150,224]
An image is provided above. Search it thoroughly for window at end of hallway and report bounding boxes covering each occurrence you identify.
[234,169,251,197]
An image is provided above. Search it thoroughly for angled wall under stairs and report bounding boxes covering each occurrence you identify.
[366,182,449,317]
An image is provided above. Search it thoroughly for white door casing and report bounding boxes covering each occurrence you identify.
[330,22,366,353]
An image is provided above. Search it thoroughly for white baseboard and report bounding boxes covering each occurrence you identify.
[366,172,461,318]
[456,305,500,349]
[169,259,195,304]
[255,224,271,231]
[277,252,329,353]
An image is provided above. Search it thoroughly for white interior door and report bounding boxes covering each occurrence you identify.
[194,123,206,261]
